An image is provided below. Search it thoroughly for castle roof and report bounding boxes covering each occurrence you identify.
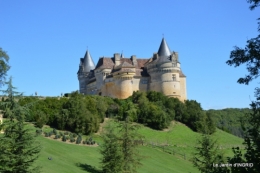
[83,50,95,72]
[95,56,149,77]
[158,38,171,57]
[179,70,186,77]
[95,57,115,69]
[156,38,173,64]
[95,57,149,69]
[117,61,135,68]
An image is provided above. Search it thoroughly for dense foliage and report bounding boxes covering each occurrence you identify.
[11,90,216,135]
[205,108,251,138]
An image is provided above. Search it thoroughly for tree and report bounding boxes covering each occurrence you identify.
[226,0,260,86]
[0,77,41,173]
[100,122,123,173]
[0,48,10,86]
[225,1,260,172]
[119,117,143,173]
[100,118,143,173]
[192,134,228,173]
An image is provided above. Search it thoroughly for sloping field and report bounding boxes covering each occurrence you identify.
[33,120,243,173]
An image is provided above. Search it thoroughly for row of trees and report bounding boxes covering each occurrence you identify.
[12,89,216,135]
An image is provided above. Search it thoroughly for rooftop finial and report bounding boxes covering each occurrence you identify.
[121,50,124,58]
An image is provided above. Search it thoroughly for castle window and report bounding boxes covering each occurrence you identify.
[172,74,176,81]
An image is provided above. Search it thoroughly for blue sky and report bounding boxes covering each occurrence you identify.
[1,0,259,110]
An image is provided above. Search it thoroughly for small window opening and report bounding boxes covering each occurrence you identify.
[172,74,176,81]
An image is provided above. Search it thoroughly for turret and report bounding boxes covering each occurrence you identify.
[77,49,96,94]
[146,37,187,101]
[83,50,95,72]
[157,38,172,63]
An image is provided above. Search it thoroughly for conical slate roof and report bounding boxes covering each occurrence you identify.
[158,38,171,57]
[83,50,95,72]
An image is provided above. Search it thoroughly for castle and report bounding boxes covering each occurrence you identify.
[77,38,187,102]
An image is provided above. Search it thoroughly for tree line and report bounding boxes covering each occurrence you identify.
[1,89,217,135]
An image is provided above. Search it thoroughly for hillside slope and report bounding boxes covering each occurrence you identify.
[34,120,243,173]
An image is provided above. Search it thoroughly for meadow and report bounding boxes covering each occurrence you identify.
[33,120,243,173]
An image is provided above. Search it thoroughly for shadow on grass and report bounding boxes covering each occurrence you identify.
[76,163,102,173]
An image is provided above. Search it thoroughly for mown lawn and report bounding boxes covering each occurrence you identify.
[33,120,244,173]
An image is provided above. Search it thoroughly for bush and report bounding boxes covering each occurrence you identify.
[62,135,67,142]
[48,131,53,137]
[70,137,75,143]
[76,135,82,144]
[59,132,64,136]
[53,128,58,135]
[72,133,77,138]
[36,129,42,135]
[64,132,69,135]
[45,133,49,137]
[54,135,60,139]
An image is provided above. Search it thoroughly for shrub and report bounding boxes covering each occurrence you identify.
[35,129,42,135]
[70,137,75,143]
[62,135,66,142]
[76,135,82,144]
[72,133,77,138]
[59,132,63,136]
[48,131,53,137]
[45,133,49,137]
[64,132,69,135]
[54,135,60,139]
[53,128,58,135]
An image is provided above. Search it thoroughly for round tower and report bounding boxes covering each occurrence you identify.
[112,68,135,99]
[147,38,185,100]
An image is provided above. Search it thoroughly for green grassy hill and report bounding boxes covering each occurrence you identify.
[33,120,243,173]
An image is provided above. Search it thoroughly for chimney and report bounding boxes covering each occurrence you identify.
[114,53,121,66]
[131,55,137,66]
